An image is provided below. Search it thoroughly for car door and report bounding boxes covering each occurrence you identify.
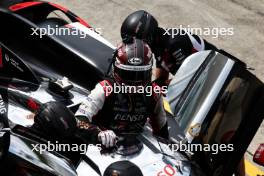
[166,50,264,176]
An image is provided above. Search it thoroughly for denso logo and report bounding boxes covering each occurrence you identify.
[114,114,144,122]
[0,95,7,114]
[128,57,143,65]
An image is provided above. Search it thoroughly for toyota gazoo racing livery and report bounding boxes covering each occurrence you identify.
[0,1,263,176]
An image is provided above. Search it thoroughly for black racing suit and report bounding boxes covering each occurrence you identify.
[153,27,218,76]
[75,79,168,143]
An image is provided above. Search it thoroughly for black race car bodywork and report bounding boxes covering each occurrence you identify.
[0,1,115,90]
[0,1,263,176]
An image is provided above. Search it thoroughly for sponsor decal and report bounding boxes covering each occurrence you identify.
[26,114,35,120]
[128,57,143,65]
[114,114,144,122]
[0,94,7,115]
[188,123,201,137]
[5,54,24,72]
[157,164,176,176]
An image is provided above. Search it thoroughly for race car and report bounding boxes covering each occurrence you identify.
[0,1,263,176]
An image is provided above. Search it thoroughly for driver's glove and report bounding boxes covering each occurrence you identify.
[98,130,117,148]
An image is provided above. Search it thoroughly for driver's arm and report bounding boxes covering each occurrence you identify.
[149,93,169,139]
[75,83,105,122]
[75,82,117,148]
[153,67,170,87]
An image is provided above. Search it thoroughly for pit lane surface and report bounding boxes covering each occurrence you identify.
[48,0,264,174]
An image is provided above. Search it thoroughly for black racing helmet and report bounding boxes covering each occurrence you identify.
[121,10,158,47]
[33,102,77,140]
[103,161,143,176]
[113,38,153,86]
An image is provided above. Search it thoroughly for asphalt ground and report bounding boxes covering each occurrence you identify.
[48,0,264,174]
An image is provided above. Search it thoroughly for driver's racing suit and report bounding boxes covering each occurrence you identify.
[75,79,169,147]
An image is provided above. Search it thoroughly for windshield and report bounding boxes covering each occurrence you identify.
[166,51,211,114]
[174,53,234,135]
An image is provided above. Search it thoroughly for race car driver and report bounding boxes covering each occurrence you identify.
[75,38,169,148]
[121,10,218,86]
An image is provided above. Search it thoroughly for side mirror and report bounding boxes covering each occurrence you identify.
[253,144,264,167]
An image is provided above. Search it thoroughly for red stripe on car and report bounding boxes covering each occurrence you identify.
[9,2,43,11]
[49,2,68,12]
[76,17,91,28]
[49,2,91,28]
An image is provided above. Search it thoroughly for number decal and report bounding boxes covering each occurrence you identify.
[157,164,176,176]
